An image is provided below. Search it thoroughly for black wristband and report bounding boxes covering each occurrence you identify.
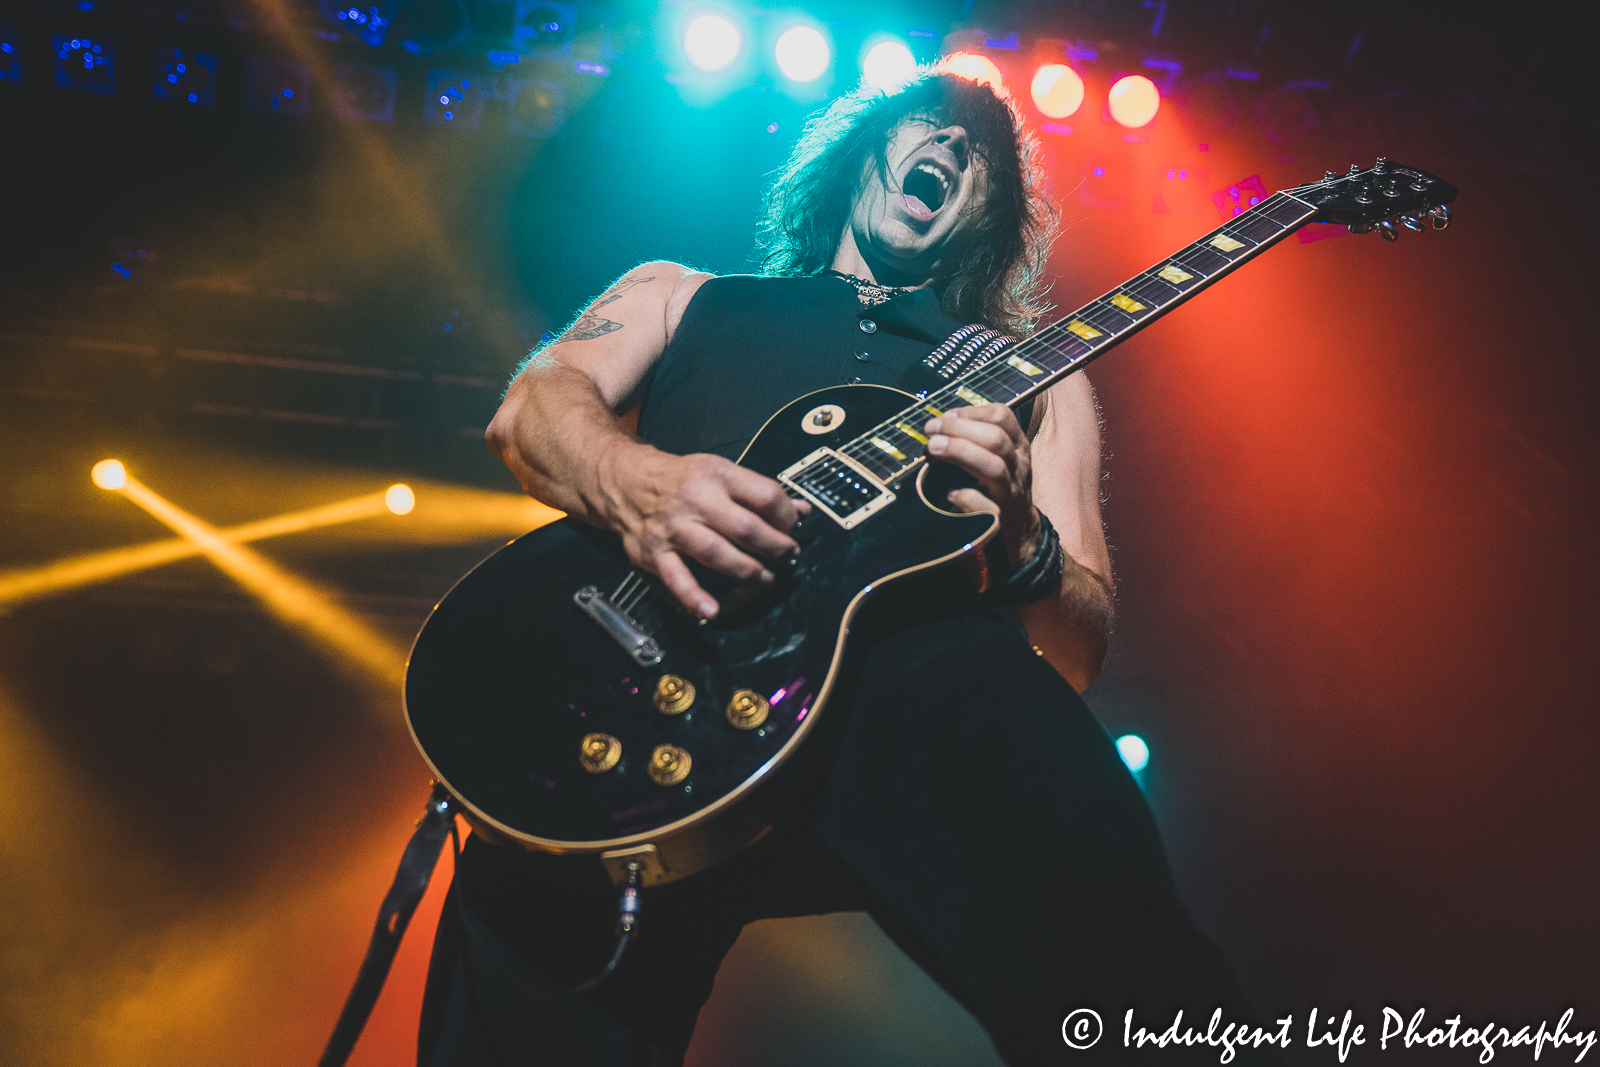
[996,510,1066,605]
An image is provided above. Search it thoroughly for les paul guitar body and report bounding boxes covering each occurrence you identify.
[405,385,995,886]
[404,161,1458,886]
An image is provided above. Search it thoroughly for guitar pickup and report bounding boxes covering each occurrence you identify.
[779,448,895,530]
[574,585,663,667]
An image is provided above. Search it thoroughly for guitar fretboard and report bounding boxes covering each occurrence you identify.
[833,190,1320,485]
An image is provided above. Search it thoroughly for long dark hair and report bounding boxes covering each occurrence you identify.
[756,71,1054,336]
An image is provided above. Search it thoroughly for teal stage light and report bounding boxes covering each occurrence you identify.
[774,25,829,83]
[1116,734,1150,773]
[683,12,742,73]
[861,39,915,91]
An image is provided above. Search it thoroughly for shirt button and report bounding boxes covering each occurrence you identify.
[859,319,877,334]
[853,350,871,362]
[848,376,864,385]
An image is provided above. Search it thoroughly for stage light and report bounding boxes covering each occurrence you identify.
[92,460,126,490]
[942,52,1003,94]
[1,483,556,609]
[1108,74,1160,128]
[54,35,115,96]
[683,13,741,73]
[112,476,407,687]
[385,484,415,515]
[1116,734,1150,773]
[152,47,217,107]
[774,25,829,84]
[861,40,915,92]
[1030,63,1083,118]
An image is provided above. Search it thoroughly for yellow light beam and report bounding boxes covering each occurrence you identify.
[0,492,393,607]
[115,475,408,688]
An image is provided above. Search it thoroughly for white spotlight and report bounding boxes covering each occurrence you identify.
[683,13,742,73]
[774,26,830,83]
[861,40,916,92]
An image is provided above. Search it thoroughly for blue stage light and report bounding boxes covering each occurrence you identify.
[861,39,915,91]
[153,47,216,107]
[1115,734,1150,773]
[683,13,741,73]
[54,35,114,96]
[774,25,829,84]
[0,27,18,83]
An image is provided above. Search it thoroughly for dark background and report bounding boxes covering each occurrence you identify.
[1,0,1595,1063]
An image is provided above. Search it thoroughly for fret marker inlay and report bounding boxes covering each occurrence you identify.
[871,437,906,460]
[1110,293,1147,313]
[955,386,988,406]
[1064,320,1102,341]
[895,421,928,444]
[1158,264,1194,284]
[1209,234,1246,252]
[1006,354,1046,376]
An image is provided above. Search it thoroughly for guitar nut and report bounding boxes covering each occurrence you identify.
[725,689,770,731]
[648,745,691,786]
[579,733,622,774]
[654,674,695,714]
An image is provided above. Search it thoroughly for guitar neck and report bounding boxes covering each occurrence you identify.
[837,190,1321,484]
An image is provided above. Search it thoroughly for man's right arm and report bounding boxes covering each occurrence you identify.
[485,262,808,620]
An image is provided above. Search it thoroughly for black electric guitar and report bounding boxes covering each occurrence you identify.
[405,161,1457,886]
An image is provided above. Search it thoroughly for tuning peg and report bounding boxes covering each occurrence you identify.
[1427,204,1452,230]
[1400,215,1426,232]
[1324,170,1336,180]
[1348,222,1372,235]
[1376,219,1399,241]
[1349,163,1361,175]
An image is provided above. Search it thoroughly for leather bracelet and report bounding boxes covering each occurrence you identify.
[996,510,1066,604]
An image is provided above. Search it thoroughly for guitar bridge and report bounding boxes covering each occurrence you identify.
[574,585,663,667]
[779,448,895,530]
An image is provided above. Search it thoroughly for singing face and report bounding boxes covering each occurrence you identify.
[846,115,990,284]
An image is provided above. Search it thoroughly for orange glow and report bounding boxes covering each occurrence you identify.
[114,475,407,687]
[941,52,1004,94]
[92,459,127,490]
[1030,63,1084,118]
[1108,74,1161,127]
[385,483,416,515]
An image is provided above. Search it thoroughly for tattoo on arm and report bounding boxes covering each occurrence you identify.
[555,312,625,344]
[592,273,655,309]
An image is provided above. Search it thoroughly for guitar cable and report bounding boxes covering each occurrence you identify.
[574,859,644,993]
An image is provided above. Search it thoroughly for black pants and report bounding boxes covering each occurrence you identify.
[419,612,1272,1065]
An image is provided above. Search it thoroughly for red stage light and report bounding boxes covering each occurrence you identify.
[1108,74,1160,128]
[1031,63,1084,119]
[943,52,1004,94]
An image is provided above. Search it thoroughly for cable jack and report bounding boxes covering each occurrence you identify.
[574,860,642,994]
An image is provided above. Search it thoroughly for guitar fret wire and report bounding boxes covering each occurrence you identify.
[821,193,1319,480]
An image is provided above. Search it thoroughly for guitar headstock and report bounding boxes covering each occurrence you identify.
[1288,160,1458,241]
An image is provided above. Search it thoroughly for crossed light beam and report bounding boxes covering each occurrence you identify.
[0,461,563,689]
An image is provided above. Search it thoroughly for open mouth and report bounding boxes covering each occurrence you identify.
[903,161,951,214]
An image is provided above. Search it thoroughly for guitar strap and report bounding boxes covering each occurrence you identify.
[861,288,1016,398]
[317,783,458,1067]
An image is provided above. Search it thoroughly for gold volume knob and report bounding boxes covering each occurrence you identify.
[653,674,695,715]
[579,732,621,774]
[725,689,769,731]
[648,744,691,786]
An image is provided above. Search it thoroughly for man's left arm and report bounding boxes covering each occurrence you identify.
[924,373,1113,691]
[1010,375,1113,691]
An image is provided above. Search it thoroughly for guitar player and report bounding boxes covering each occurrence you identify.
[420,71,1273,1065]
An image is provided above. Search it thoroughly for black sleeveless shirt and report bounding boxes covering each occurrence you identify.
[636,274,1033,459]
